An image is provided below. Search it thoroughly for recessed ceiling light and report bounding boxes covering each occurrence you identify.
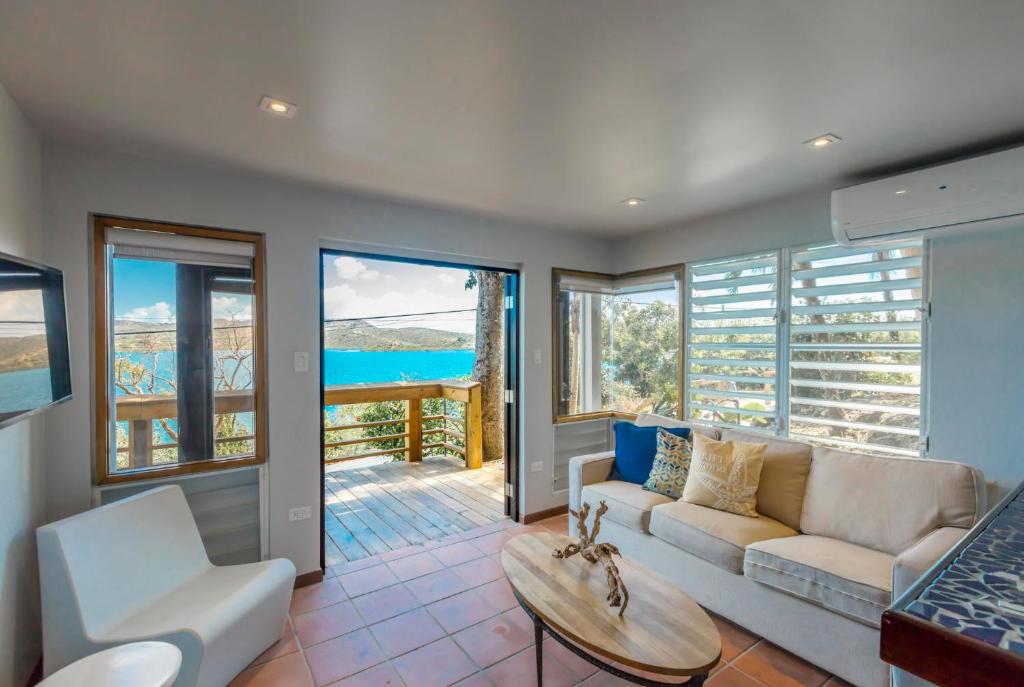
[895,189,908,195]
[803,133,841,149]
[622,197,645,207]
[258,96,298,118]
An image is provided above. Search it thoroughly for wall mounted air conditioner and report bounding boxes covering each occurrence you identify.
[831,145,1024,246]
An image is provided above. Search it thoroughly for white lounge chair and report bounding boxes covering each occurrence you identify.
[37,485,296,687]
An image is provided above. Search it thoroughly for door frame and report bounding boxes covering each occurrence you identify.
[318,249,522,572]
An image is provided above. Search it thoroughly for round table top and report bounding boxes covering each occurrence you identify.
[40,642,182,687]
[501,531,721,677]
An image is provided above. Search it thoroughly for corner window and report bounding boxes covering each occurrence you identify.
[553,267,681,421]
[94,217,266,483]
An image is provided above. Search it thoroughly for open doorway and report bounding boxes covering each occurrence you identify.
[318,250,519,569]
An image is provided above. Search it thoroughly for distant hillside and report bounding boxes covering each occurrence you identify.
[324,319,473,351]
[113,317,474,352]
[0,319,474,372]
[0,334,50,373]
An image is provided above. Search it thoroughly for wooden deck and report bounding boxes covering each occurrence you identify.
[323,455,507,565]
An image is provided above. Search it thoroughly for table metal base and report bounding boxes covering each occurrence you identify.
[514,592,709,687]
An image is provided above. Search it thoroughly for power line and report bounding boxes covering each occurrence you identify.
[323,307,477,324]
[113,324,252,337]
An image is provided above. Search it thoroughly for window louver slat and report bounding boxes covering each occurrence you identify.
[687,251,779,430]
[788,241,924,455]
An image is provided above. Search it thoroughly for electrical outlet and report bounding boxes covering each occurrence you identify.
[530,460,544,473]
[288,506,312,522]
[533,348,542,365]
[294,351,309,373]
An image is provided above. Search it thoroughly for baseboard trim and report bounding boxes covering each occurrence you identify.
[295,569,325,588]
[522,504,568,524]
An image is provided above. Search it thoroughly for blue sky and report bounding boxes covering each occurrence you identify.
[113,258,253,322]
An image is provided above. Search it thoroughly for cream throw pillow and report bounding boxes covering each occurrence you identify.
[682,433,767,517]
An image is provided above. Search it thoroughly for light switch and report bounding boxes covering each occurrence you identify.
[294,351,309,373]
[533,348,542,365]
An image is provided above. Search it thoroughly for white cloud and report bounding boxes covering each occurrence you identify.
[122,301,175,323]
[437,273,457,285]
[212,295,252,321]
[334,257,381,281]
[323,283,477,333]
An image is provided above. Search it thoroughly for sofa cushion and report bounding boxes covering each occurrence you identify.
[744,535,894,628]
[720,429,812,530]
[634,413,720,440]
[800,447,985,555]
[648,501,796,574]
[580,481,673,533]
[642,428,693,498]
[612,421,690,485]
[683,433,766,518]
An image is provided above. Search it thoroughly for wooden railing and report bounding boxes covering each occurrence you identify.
[115,389,255,468]
[323,380,483,469]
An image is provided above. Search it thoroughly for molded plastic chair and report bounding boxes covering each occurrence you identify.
[37,485,296,687]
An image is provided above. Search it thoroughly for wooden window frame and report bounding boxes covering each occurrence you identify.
[551,265,685,424]
[93,215,268,485]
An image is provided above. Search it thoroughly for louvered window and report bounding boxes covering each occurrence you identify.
[684,240,927,457]
[685,252,780,431]
[788,241,925,456]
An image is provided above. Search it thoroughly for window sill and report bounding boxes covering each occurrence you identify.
[553,411,638,425]
[96,454,266,485]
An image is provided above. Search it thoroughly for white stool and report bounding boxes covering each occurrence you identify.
[39,642,182,687]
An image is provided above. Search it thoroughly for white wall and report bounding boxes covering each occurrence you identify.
[41,142,612,576]
[928,229,1024,499]
[614,189,1024,499]
[0,82,45,687]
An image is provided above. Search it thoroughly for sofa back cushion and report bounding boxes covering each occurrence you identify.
[634,413,720,439]
[612,421,690,485]
[720,429,812,530]
[800,447,986,555]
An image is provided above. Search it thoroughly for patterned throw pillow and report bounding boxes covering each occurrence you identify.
[682,433,767,517]
[642,428,693,498]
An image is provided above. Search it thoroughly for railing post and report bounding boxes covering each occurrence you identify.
[465,384,483,469]
[407,398,423,462]
[129,418,153,468]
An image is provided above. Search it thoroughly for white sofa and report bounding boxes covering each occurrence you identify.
[37,485,296,687]
[569,413,987,687]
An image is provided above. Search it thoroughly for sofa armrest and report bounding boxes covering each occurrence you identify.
[568,451,616,512]
[893,526,968,597]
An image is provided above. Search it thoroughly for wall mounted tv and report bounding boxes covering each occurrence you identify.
[0,252,71,429]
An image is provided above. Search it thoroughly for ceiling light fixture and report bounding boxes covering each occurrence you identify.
[803,133,841,149]
[258,96,298,118]
[622,197,645,207]
[895,189,908,195]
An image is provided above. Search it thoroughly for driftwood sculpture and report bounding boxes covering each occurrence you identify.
[552,501,629,617]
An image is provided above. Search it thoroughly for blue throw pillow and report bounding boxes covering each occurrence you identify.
[612,422,690,485]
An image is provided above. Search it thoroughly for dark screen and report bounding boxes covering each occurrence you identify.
[0,254,71,426]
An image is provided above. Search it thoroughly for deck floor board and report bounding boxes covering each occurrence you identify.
[324,455,507,564]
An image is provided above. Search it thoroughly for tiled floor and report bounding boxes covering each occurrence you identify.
[232,514,852,687]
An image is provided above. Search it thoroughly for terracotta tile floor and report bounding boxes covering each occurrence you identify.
[231,514,849,687]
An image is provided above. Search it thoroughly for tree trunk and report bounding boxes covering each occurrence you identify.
[472,271,505,462]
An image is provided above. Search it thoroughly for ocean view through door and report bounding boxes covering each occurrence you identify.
[319,250,519,570]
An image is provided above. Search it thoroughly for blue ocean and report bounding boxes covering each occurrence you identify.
[323,349,474,385]
[0,349,476,411]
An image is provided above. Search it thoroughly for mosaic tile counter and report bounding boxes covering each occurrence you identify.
[880,481,1024,686]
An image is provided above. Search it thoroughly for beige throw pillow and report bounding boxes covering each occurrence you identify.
[682,433,767,518]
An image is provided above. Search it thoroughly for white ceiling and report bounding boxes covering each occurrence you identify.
[2,1,1024,235]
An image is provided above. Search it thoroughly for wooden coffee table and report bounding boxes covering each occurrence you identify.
[502,531,721,686]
